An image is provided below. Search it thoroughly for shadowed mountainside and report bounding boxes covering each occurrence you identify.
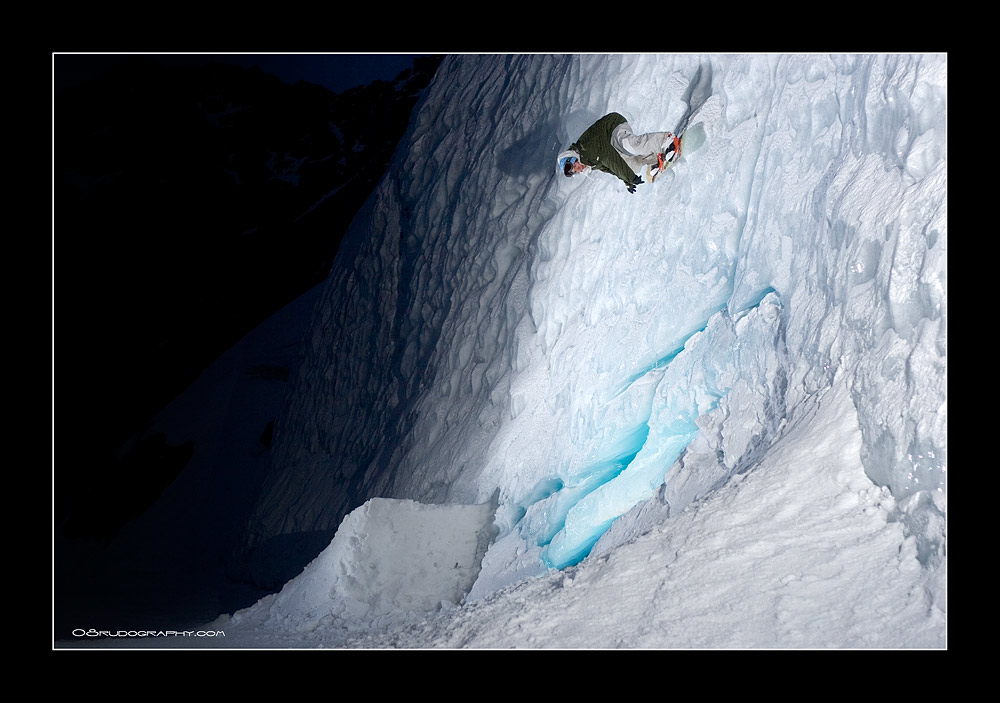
[55,55,443,541]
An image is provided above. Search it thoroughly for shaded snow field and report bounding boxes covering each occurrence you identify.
[79,54,945,648]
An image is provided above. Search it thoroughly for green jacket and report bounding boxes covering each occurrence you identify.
[569,112,636,186]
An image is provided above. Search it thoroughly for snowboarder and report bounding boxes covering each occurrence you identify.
[557,112,681,192]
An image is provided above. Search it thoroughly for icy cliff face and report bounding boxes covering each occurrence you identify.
[249,54,946,593]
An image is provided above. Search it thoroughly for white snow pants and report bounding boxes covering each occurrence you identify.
[610,123,674,171]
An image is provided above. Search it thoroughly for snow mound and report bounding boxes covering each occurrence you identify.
[225,497,497,634]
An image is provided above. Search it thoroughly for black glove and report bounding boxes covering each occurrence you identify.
[626,174,643,193]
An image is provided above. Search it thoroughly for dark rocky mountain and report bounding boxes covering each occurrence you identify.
[55,55,443,540]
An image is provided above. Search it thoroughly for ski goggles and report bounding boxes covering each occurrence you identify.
[559,155,578,176]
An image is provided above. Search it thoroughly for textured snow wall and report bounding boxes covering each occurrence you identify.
[249,55,946,592]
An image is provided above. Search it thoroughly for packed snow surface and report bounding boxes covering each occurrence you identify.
[74,54,946,648]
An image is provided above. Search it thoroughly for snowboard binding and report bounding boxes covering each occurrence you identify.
[658,134,682,169]
[649,133,683,182]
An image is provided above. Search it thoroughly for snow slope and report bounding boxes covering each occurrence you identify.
[346,379,943,649]
[70,54,946,648]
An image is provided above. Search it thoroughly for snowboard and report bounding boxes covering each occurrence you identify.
[647,122,706,183]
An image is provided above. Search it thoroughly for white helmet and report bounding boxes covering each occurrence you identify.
[557,150,581,177]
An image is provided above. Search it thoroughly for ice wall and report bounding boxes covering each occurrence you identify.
[249,54,946,593]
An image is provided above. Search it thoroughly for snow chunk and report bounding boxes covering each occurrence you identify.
[237,497,497,633]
